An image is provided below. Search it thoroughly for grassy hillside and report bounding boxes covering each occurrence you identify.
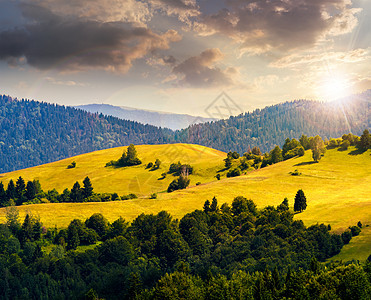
[0,145,370,261]
[0,143,226,196]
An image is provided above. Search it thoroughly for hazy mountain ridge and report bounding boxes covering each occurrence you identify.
[75,103,217,130]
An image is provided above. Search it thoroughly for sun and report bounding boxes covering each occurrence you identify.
[320,75,352,101]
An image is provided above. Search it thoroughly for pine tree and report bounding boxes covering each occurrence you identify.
[0,182,7,207]
[210,196,219,212]
[6,179,16,201]
[67,225,80,250]
[70,181,82,202]
[203,200,210,213]
[82,176,93,199]
[25,181,36,201]
[294,189,307,213]
[15,176,26,198]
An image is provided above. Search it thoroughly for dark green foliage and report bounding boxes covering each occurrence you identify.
[358,221,363,228]
[270,145,283,164]
[294,189,307,213]
[146,162,154,169]
[216,174,221,180]
[70,181,83,202]
[6,179,16,200]
[341,231,352,244]
[0,182,6,207]
[226,167,241,177]
[203,200,210,213]
[167,174,190,192]
[224,156,232,168]
[349,226,361,237]
[153,159,161,170]
[82,176,94,198]
[0,95,171,173]
[25,181,36,201]
[67,161,76,169]
[175,96,371,155]
[85,213,108,239]
[107,144,142,167]
[168,161,193,175]
[0,199,366,299]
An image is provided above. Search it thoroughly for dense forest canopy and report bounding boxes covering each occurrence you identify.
[175,92,371,154]
[1,196,369,299]
[0,91,370,172]
[0,95,172,173]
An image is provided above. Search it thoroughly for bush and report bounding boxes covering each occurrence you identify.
[121,194,138,200]
[226,168,241,178]
[341,231,352,244]
[349,226,361,236]
[169,162,193,175]
[196,182,201,186]
[146,162,153,169]
[290,169,301,176]
[67,161,76,169]
[216,174,221,180]
[167,175,190,193]
[150,193,157,199]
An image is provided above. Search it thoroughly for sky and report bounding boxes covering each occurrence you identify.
[0,0,370,117]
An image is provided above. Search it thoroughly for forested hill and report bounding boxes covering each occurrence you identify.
[1,92,370,172]
[0,95,172,173]
[175,91,371,153]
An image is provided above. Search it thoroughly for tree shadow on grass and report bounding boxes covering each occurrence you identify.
[348,148,367,156]
[294,161,317,167]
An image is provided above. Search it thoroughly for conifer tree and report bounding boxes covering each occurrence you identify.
[6,179,16,201]
[203,200,210,213]
[82,176,93,199]
[294,189,307,213]
[210,196,219,212]
[0,182,6,207]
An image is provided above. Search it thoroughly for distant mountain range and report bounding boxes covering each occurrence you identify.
[75,104,217,130]
[0,91,369,172]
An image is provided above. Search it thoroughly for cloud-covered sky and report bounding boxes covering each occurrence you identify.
[0,0,370,116]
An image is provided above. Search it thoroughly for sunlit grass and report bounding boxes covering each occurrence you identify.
[0,145,369,261]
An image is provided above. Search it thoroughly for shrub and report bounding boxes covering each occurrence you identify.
[216,174,221,180]
[290,169,301,176]
[146,162,154,169]
[150,193,157,199]
[226,168,241,178]
[67,161,76,169]
[196,182,201,186]
[349,226,361,236]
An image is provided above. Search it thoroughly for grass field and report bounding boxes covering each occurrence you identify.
[0,143,226,196]
[0,145,370,261]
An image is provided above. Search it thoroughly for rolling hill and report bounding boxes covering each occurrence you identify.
[75,103,217,130]
[0,144,226,197]
[176,91,371,153]
[1,91,370,174]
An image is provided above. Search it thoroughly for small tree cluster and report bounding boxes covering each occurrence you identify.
[168,162,193,175]
[106,144,142,167]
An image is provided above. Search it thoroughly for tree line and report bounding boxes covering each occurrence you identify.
[1,93,369,174]
[0,195,368,299]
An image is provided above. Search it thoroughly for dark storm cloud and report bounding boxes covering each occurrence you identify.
[0,3,180,72]
[199,0,359,53]
[172,48,236,87]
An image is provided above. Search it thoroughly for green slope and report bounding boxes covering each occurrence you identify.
[0,143,226,196]
[0,145,370,261]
